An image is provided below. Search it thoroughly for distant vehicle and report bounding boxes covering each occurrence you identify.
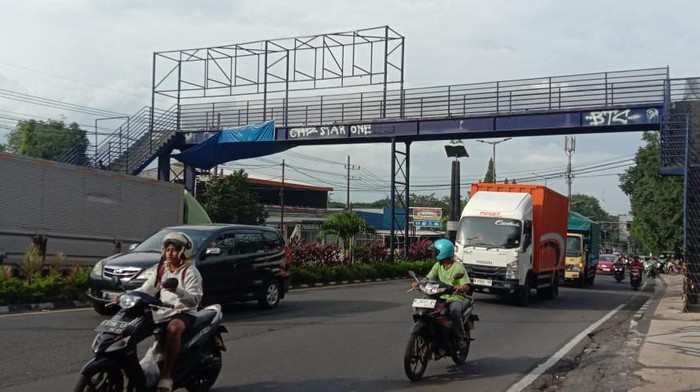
[87,224,291,315]
[596,254,617,275]
[456,183,568,306]
[564,212,600,287]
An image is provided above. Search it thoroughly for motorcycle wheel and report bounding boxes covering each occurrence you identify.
[74,366,123,392]
[185,348,223,392]
[451,329,471,365]
[404,333,430,382]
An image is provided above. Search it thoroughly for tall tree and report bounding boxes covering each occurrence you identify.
[200,169,267,224]
[570,194,611,223]
[619,131,683,254]
[7,119,90,164]
[483,158,495,183]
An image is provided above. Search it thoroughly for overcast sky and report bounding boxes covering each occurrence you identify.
[1,0,698,215]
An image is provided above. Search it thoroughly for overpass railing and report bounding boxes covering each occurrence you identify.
[178,67,671,131]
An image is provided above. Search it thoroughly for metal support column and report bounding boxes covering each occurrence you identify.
[157,153,170,182]
[390,139,410,262]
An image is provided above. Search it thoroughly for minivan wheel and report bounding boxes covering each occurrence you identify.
[258,280,281,309]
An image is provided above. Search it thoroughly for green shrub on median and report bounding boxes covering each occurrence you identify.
[0,266,89,306]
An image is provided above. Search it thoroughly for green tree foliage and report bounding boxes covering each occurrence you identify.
[570,194,611,223]
[619,131,683,254]
[483,158,495,183]
[320,210,375,250]
[7,119,89,164]
[200,169,267,224]
[0,143,5,152]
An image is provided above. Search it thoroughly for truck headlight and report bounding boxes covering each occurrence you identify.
[506,260,518,280]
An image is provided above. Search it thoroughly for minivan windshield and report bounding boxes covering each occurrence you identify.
[566,235,582,257]
[457,217,522,249]
[133,228,211,253]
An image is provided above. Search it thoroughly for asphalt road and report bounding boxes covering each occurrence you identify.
[0,275,652,392]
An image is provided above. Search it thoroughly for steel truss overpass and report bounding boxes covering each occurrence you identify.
[70,27,698,309]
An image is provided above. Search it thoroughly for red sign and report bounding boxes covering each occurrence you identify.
[411,207,442,221]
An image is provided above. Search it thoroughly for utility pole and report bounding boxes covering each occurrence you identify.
[280,160,285,236]
[476,137,512,183]
[565,135,576,208]
[344,155,360,210]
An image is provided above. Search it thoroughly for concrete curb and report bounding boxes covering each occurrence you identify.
[1,277,408,314]
[0,300,90,315]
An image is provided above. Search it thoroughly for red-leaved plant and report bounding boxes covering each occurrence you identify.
[286,238,348,267]
[407,239,435,261]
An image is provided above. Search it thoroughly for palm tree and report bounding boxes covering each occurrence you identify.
[320,211,375,262]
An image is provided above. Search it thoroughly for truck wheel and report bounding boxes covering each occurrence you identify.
[545,274,559,299]
[514,284,530,307]
[576,269,587,288]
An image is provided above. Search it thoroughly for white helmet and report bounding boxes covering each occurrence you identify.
[162,232,194,259]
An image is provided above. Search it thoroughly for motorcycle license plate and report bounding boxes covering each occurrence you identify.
[95,320,131,334]
[473,278,492,286]
[412,298,437,309]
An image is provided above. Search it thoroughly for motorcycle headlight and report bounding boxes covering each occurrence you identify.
[422,282,443,295]
[119,294,140,309]
[91,259,106,277]
[506,260,518,280]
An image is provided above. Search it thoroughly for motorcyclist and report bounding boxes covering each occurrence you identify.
[411,238,471,349]
[629,255,645,276]
[134,232,203,392]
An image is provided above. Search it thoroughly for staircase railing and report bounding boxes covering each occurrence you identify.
[92,105,179,174]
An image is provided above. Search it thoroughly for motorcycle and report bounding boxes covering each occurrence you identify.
[647,263,658,278]
[404,271,478,382]
[630,267,643,290]
[613,263,625,282]
[75,278,227,392]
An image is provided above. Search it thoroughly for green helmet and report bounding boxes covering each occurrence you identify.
[432,238,455,261]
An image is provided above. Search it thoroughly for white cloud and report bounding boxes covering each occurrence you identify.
[1,0,697,215]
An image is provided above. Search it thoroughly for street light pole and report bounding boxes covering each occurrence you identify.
[565,135,576,209]
[444,140,469,243]
[476,137,512,183]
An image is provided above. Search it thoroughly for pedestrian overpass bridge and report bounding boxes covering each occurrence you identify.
[68,27,697,309]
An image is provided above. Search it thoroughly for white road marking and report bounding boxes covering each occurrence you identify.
[508,280,652,391]
[506,303,625,392]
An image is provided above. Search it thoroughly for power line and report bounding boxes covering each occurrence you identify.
[0,59,145,99]
[0,88,127,117]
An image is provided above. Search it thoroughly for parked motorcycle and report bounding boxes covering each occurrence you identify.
[404,271,478,382]
[630,267,643,290]
[613,263,625,282]
[75,278,227,392]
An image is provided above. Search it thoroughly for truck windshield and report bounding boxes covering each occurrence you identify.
[566,236,582,257]
[457,217,522,249]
